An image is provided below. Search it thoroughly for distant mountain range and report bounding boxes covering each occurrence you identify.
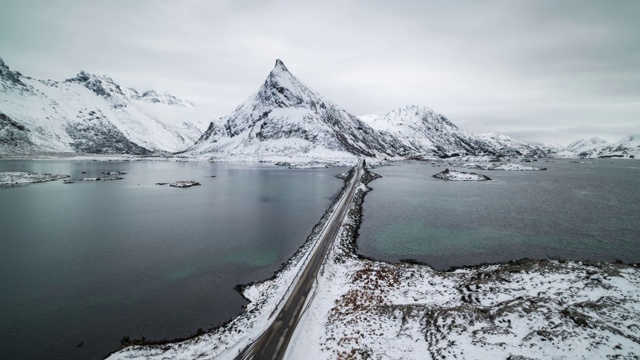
[2,56,636,160]
[0,57,208,155]
[557,136,639,159]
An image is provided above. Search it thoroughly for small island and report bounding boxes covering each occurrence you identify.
[0,171,70,187]
[433,168,491,181]
[169,180,201,188]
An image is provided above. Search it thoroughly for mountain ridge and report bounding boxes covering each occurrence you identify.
[6,57,626,161]
[1,57,206,155]
[189,60,550,160]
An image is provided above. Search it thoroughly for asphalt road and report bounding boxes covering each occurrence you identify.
[236,159,364,360]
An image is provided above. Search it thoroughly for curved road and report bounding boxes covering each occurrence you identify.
[236,159,364,360]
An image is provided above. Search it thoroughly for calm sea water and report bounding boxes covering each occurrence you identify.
[359,159,640,270]
[0,160,346,360]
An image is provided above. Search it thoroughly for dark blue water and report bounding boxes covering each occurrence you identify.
[359,159,640,270]
[0,160,346,360]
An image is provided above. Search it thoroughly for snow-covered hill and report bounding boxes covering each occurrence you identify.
[597,135,640,158]
[188,60,405,160]
[360,106,549,158]
[0,57,208,155]
[557,136,638,158]
[566,137,609,153]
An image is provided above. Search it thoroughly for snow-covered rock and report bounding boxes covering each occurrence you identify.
[433,168,491,181]
[0,57,208,155]
[169,180,201,188]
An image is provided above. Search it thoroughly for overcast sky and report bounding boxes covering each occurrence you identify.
[1,0,639,145]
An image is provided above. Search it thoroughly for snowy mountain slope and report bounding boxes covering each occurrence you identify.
[356,114,381,124]
[557,136,638,158]
[188,60,409,159]
[591,135,639,158]
[554,137,608,158]
[0,57,206,155]
[565,137,609,153]
[477,131,550,158]
[360,106,549,158]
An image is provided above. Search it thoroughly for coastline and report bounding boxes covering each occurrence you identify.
[105,167,360,359]
[106,163,640,359]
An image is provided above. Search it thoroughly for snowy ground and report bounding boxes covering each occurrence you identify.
[0,171,69,186]
[107,167,640,360]
[287,171,640,359]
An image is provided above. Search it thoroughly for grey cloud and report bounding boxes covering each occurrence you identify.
[1,0,638,145]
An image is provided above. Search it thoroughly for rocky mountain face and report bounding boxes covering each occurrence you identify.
[0,57,207,155]
[190,60,549,160]
[189,60,406,158]
[558,136,639,158]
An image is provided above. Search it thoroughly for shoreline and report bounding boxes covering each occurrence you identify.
[105,166,361,359]
[106,164,640,359]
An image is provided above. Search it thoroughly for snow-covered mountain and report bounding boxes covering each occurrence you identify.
[2,56,555,160]
[190,60,548,160]
[360,106,549,158]
[566,137,609,153]
[555,137,609,158]
[557,136,638,158]
[0,57,207,155]
[188,60,405,159]
[597,135,640,158]
[477,132,551,158]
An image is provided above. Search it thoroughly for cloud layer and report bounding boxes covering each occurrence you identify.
[1,0,638,145]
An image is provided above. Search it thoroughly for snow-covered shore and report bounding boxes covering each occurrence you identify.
[0,152,368,167]
[107,166,640,360]
[287,170,640,359]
